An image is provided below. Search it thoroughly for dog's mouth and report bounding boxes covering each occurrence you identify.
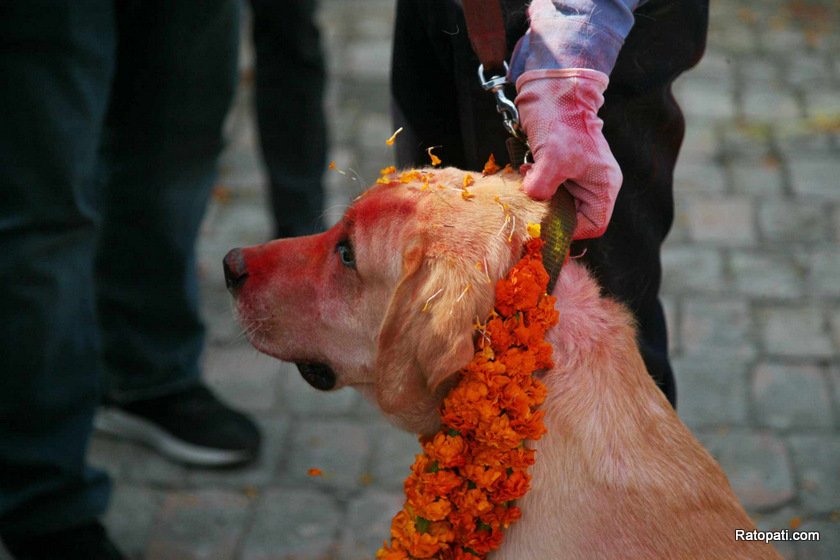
[296,362,337,391]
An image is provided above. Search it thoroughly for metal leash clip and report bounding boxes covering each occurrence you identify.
[477,62,525,141]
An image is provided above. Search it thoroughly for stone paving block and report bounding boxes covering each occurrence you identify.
[740,89,802,121]
[758,197,829,243]
[673,160,726,193]
[729,158,785,196]
[719,123,773,158]
[203,344,282,413]
[187,415,289,489]
[284,420,372,492]
[729,251,804,299]
[241,487,342,560]
[807,246,840,298]
[833,205,840,242]
[783,52,834,88]
[661,246,725,294]
[776,129,836,158]
[697,430,794,510]
[752,362,833,429]
[215,196,277,244]
[673,82,737,120]
[280,361,360,416]
[217,138,268,194]
[673,357,749,428]
[88,433,133,478]
[757,305,833,359]
[352,2,397,40]
[686,48,734,86]
[737,55,783,87]
[90,430,188,487]
[683,195,756,246]
[661,296,680,355]
[793,518,840,560]
[104,485,164,560]
[759,27,808,54]
[344,39,391,80]
[750,506,802,560]
[120,444,188,487]
[804,89,840,118]
[337,489,404,559]
[369,424,421,489]
[789,158,840,198]
[202,290,249,345]
[146,490,252,560]
[831,365,840,413]
[677,123,718,163]
[707,19,757,53]
[787,435,840,513]
[680,299,756,360]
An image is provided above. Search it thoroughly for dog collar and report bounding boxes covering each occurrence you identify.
[539,184,577,293]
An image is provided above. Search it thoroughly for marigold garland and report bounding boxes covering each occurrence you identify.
[377,235,558,560]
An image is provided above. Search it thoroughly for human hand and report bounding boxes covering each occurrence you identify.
[515,68,622,240]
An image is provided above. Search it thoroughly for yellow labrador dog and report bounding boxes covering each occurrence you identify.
[224,168,780,559]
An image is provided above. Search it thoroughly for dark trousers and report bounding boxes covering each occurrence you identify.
[391,0,710,406]
[249,0,327,237]
[0,0,239,537]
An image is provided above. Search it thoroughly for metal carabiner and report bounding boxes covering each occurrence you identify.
[477,62,524,140]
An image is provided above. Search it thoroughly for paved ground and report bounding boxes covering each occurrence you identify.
[66,1,840,558]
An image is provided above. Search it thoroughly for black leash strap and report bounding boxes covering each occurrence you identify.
[461,1,576,292]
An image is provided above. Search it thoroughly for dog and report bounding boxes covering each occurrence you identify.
[224,168,781,559]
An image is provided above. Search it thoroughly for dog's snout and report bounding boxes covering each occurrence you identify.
[223,248,248,293]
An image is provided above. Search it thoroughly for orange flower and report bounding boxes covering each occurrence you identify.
[427,147,442,166]
[426,433,468,468]
[453,488,493,517]
[378,237,556,559]
[493,470,531,503]
[386,127,404,145]
[482,153,501,176]
[420,498,453,522]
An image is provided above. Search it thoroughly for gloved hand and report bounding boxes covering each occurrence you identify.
[515,68,622,240]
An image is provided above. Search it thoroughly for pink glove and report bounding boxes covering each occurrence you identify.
[515,68,622,240]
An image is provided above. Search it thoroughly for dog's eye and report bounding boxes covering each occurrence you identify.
[336,239,356,268]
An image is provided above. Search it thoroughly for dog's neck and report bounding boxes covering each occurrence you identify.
[491,261,762,559]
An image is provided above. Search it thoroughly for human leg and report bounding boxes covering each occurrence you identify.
[0,0,115,541]
[574,0,710,406]
[391,0,710,407]
[93,0,260,466]
[250,0,327,237]
[96,0,241,401]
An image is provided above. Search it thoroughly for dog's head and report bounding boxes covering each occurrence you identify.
[225,168,547,433]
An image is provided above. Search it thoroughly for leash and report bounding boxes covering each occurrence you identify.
[461,0,576,291]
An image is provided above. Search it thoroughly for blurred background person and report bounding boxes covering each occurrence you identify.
[0,1,259,557]
[249,0,327,237]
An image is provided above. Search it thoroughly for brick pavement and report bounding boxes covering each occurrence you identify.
[19,1,837,559]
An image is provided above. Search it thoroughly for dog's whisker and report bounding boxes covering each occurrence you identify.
[347,167,367,184]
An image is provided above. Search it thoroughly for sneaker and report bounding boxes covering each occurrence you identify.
[2,521,125,560]
[95,384,261,467]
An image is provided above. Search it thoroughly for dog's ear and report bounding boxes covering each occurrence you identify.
[374,237,491,415]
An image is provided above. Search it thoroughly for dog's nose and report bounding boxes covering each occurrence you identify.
[223,248,248,293]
